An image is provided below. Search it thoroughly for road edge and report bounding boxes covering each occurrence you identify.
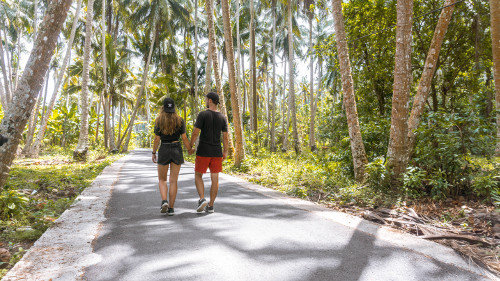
[219,172,499,281]
[2,154,129,281]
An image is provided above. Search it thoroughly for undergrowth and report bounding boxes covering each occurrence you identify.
[0,148,125,278]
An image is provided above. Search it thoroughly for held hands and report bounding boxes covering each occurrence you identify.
[188,147,195,155]
[222,151,227,161]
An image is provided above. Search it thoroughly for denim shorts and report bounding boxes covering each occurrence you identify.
[158,142,184,165]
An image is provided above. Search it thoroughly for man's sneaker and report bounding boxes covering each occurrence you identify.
[197,198,208,213]
[160,200,169,213]
[205,205,214,213]
[167,208,174,216]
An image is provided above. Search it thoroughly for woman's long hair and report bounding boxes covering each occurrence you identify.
[155,107,182,135]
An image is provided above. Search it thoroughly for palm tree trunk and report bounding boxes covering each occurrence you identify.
[308,15,316,152]
[14,28,22,90]
[387,0,413,183]
[74,0,96,160]
[288,1,299,153]
[117,98,123,145]
[206,0,235,157]
[95,93,102,144]
[282,58,288,152]
[0,29,12,107]
[241,53,247,117]
[407,0,455,158]
[3,26,14,97]
[121,20,157,152]
[204,41,213,95]
[332,0,368,182]
[236,0,244,131]
[32,0,83,157]
[0,0,72,188]
[491,0,500,156]
[221,0,245,165]
[22,77,45,155]
[250,0,257,142]
[270,0,277,152]
[194,0,199,116]
[102,0,116,151]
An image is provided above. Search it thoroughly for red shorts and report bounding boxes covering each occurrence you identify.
[195,156,223,174]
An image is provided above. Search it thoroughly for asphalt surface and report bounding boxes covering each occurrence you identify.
[82,149,493,281]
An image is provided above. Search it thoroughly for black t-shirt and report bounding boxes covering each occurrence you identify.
[194,110,228,157]
[154,119,186,142]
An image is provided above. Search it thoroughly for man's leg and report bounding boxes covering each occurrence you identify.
[195,171,205,199]
[209,172,219,207]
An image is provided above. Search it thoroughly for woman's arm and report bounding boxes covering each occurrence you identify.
[181,133,192,153]
[152,135,160,163]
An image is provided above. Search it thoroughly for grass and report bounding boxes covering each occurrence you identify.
[0,148,125,278]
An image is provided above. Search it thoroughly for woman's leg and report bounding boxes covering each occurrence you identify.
[168,163,181,207]
[157,164,169,201]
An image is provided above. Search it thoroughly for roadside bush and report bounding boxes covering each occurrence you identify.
[0,190,29,219]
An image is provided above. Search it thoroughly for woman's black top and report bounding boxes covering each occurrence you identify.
[154,119,186,142]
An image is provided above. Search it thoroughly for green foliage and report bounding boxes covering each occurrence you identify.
[402,166,426,199]
[0,190,29,218]
[472,174,499,198]
[0,151,124,248]
[365,157,388,190]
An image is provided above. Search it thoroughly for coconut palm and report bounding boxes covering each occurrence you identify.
[0,0,72,188]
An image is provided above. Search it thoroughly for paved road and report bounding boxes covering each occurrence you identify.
[81,149,492,281]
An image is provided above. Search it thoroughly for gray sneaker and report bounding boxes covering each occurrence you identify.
[167,208,174,216]
[197,198,208,213]
[205,205,214,213]
[160,200,169,213]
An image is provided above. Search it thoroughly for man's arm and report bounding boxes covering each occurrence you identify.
[222,131,228,160]
[190,127,201,153]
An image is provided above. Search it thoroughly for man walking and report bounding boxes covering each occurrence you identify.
[190,92,228,213]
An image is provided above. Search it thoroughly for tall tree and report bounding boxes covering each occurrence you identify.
[305,0,316,152]
[270,0,277,152]
[0,0,73,188]
[221,0,245,166]
[250,0,257,144]
[194,0,199,116]
[121,22,157,152]
[331,0,368,182]
[31,0,84,157]
[74,0,96,160]
[0,28,11,108]
[491,0,500,156]
[407,0,456,158]
[205,0,235,155]
[288,0,299,153]
[387,0,413,183]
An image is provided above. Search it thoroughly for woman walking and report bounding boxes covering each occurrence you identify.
[152,98,192,216]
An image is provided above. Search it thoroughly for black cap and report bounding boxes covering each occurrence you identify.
[206,92,220,105]
[163,98,175,113]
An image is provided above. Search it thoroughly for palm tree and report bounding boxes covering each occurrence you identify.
[205,0,235,156]
[270,0,277,152]
[331,0,368,182]
[249,0,258,144]
[221,0,245,166]
[287,0,299,153]
[387,0,413,183]
[31,0,84,157]
[491,0,500,156]
[0,0,73,188]
[121,0,189,152]
[74,0,96,160]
